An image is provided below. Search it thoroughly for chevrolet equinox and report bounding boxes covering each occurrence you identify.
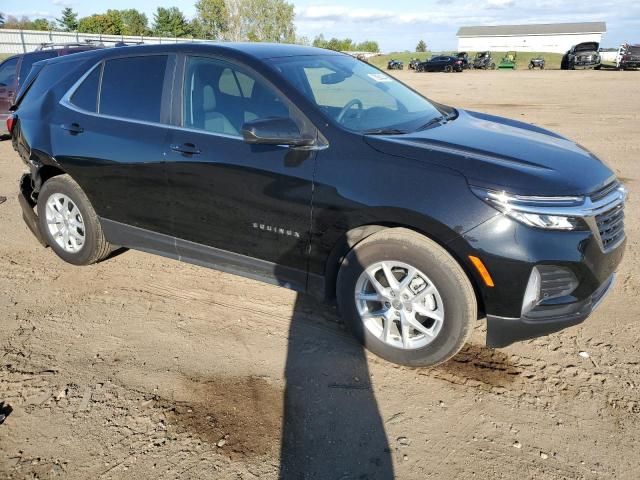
[9,44,627,366]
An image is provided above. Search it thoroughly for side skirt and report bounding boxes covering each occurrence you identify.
[100,218,324,296]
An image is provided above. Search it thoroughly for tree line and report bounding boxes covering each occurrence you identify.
[0,1,296,43]
[0,7,383,52]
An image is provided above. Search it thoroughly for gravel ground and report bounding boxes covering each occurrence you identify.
[1,69,639,479]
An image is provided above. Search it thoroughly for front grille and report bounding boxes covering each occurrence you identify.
[596,203,625,251]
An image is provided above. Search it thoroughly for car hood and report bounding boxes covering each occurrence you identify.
[574,42,599,53]
[364,109,615,196]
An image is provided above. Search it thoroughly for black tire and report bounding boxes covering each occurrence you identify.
[37,174,113,266]
[444,65,453,73]
[490,63,496,70]
[336,228,476,367]
[528,63,533,69]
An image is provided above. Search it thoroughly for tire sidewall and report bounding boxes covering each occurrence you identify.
[337,233,475,367]
[37,177,100,266]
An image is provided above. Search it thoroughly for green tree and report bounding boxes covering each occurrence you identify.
[416,39,427,52]
[355,40,379,52]
[120,9,149,35]
[195,0,227,39]
[240,0,295,43]
[0,12,6,27]
[78,10,123,35]
[153,7,188,37]
[31,18,54,31]
[57,7,78,32]
[312,34,328,49]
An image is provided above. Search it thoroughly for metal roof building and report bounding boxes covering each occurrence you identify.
[456,22,606,53]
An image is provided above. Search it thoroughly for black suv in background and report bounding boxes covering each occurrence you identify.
[0,43,100,135]
[9,44,626,366]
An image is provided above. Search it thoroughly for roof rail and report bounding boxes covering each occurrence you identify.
[35,42,95,51]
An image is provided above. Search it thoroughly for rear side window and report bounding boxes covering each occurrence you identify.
[99,55,168,123]
[70,65,101,112]
[0,57,18,87]
[18,51,57,81]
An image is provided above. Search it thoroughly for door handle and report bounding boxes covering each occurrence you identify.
[61,123,84,134]
[170,143,201,155]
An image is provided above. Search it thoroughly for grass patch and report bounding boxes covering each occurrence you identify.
[370,51,566,70]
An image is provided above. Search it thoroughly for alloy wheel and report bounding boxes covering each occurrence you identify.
[354,261,445,350]
[45,193,85,253]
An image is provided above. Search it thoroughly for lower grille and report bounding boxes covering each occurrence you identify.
[596,203,625,251]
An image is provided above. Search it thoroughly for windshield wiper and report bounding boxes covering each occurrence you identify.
[416,110,457,132]
[362,128,407,135]
[417,115,447,131]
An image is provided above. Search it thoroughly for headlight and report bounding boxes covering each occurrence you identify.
[471,187,589,231]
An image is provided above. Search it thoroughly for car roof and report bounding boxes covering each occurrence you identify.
[40,42,341,67]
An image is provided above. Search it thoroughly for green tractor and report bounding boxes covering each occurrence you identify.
[498,51,517,69]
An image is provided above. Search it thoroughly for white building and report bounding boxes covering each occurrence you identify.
[456,22,606,53]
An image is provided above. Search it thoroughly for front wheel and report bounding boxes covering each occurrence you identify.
[37,174,113,266]
[337,228,477,367]
[444,65,453,73]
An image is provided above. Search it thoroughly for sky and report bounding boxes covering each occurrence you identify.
[4,0,640,51]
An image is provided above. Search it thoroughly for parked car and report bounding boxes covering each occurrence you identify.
[472,51,495,70]
[408,58,421,70]
[417,55,463,72]
[456,52,470,69]
[616,43,640,70]
[387,59,403,70]
[498,51,517,69]
[0,43,101,135]
[561,42,601,70]
[528,56,545,69]
[9,43,626,366]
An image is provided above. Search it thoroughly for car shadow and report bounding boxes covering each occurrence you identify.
[275,208,394,478]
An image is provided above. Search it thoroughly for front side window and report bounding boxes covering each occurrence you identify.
[99,55,168,123]
[271,55,442,133]
[0,57,19,87]
[183,56,291,136]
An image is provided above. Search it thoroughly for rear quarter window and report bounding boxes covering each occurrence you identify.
[99,55,168,123]
[70,65,101,112]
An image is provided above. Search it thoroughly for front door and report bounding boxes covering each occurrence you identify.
[165,55,318,291]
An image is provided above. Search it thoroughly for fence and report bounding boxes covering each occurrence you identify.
[0,28,212,55]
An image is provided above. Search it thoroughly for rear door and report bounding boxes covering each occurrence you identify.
[55,54,175,236]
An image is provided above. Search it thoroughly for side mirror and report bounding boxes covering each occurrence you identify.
[241,117,314,147]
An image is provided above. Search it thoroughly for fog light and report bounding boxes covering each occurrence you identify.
[521,265,579,317]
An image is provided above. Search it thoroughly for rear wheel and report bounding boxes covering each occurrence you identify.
[337,228,476,367]
[37,174,113,266]
[444,65,453,73]
[490,63,496,70]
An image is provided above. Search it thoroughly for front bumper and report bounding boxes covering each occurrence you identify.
[448,207,626,347]
[486,273,615,347]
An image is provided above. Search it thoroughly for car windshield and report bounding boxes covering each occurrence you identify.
[270,55,442,133]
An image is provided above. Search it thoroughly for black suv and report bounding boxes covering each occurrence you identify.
[0,43,99,135]
[9,44,626,366]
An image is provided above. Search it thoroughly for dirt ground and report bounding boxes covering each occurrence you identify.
[1,69,639,479]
